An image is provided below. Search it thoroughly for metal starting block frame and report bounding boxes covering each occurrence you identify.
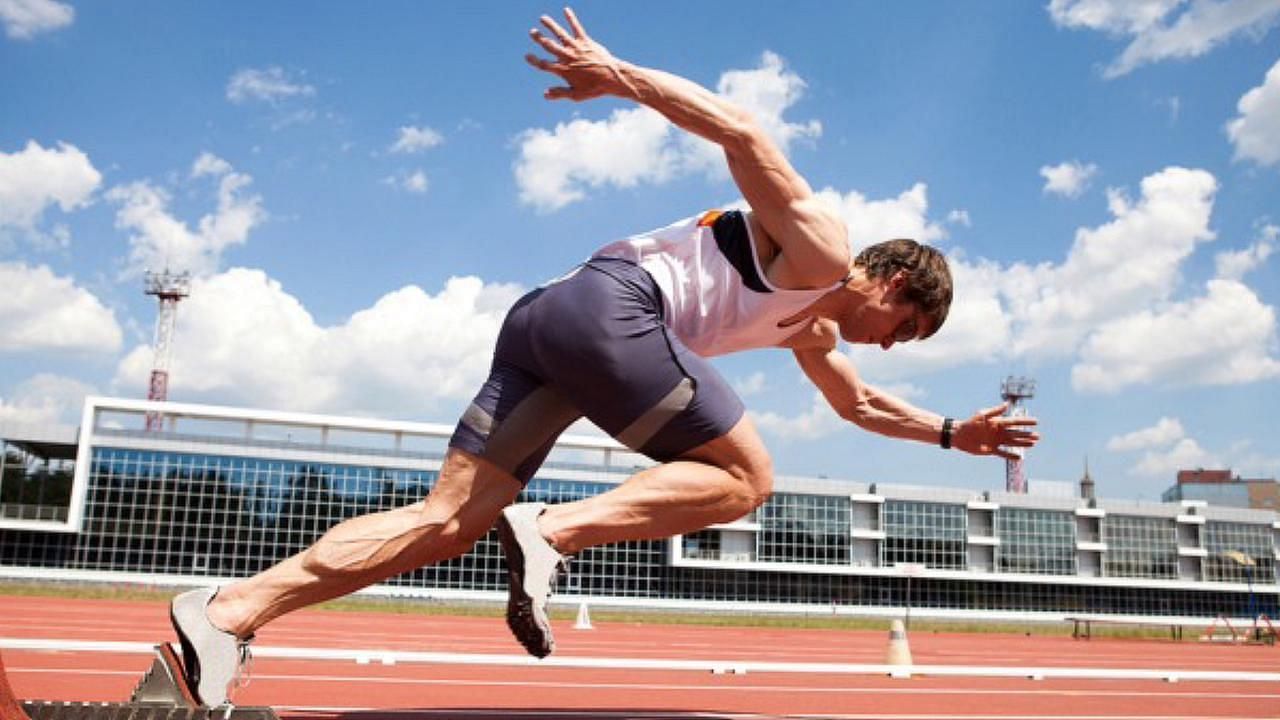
[21,644,276,720]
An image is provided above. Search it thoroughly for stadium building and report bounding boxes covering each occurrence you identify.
[2,396,1277,624]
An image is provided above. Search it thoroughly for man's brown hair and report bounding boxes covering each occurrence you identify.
[853,239,952,338]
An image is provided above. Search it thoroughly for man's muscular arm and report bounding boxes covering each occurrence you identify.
[789,321,1040,458]
[525,8,849,287]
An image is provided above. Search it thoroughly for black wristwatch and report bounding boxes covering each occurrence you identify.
[940,417,954,449]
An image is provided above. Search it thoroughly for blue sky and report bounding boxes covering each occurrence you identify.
[2,1,1278,501]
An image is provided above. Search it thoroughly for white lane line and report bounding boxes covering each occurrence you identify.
[4,637,1280,683]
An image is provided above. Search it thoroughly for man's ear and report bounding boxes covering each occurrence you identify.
[889,269,909,291]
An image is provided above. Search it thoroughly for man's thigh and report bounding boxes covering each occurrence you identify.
[675,414,772,487]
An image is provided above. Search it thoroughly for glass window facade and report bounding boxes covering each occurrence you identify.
[997,508,1076,575]
[0,436,1276,621]
[758,493,849,565]
[1,443,73,523]
[1102,515,1178,579]
[1202,521,1276,584]
[681,530,721,561]
[71,449,439,577]
[881,500,966,570]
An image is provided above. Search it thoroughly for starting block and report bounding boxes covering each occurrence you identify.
[20,644,276,720]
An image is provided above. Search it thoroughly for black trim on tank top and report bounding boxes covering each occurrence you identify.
[711,211,771,293]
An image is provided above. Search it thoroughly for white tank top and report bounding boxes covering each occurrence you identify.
[592,211,842,357]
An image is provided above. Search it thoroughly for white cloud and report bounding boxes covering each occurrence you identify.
[1012,167,1218,359]
[1048,0,1184,34]
[0,141,101,240]
[403,170,428,194]
[0,0,72,39]
[0,373,95,426]
[1130,437,1220,477]
[0,262,122,353]
[226,67,316,104]
[750,391,843,441]
[947,209,972,227]
[107,154,266,277]
[676,51,823,177]
[390,126,444,154]
[1040,160,1098,198]
[733,372,768,397]
[1107,416,1280,478]
[1072,278,1280,392]
[1226,56,1280,166]
[1106,416,1185,451]
[514,52,820,212]
[384,169,429,194]
[1048,0,1280,78]
[515,108,678,211]
[848,166,1271,395]
[815,182,948,253]
[112,268,525,418]
[191,152,232,179]
[1215,232,1274,280]
[1221,441,1280,479]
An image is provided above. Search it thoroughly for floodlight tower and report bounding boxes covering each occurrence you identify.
[1000,375,1036,493]
[143,269,191,431]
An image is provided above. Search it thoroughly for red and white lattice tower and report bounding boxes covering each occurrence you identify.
[1000,375,1035,494]
[143,269,191,431]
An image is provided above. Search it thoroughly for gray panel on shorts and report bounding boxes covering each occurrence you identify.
[616,377,694,451]
[476,387,581,474]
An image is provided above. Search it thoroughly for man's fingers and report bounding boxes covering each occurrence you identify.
[525,53,556,71]
[563,7,588,38]
[539,14,574,44]
[529,28,568,58]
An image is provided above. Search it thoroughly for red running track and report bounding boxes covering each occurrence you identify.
[2,595,1278,719]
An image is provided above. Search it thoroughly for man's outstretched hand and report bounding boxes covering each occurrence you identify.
[952,403,1040,461]
[525,7,629,102]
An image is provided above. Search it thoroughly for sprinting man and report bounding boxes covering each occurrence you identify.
[170,7,1040,705]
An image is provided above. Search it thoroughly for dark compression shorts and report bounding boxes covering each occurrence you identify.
[448,257,745,484]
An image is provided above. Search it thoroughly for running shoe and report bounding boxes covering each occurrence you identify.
[169,587,254,707]
[497,502,569,658]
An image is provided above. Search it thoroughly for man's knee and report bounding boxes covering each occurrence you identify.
[684,417,774,513]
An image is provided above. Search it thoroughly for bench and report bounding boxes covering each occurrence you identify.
[1067,615,1185,641]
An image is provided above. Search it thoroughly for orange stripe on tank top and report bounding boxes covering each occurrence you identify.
[697,210,723,227]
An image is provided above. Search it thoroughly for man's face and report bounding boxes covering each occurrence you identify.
[838,271,925,350]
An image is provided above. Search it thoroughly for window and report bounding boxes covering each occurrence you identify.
[881,500,966,570]
[1102,515,1177,579]
[997,508,1076,575]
